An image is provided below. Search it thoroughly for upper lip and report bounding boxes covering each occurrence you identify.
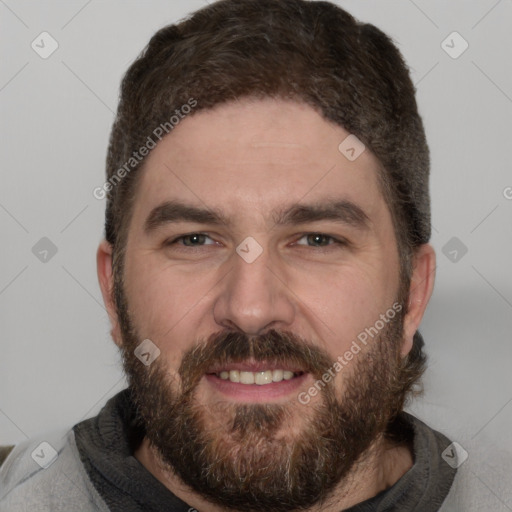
[206,359,306,374]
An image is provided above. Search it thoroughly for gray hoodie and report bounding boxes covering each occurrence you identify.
[0,389,462,511]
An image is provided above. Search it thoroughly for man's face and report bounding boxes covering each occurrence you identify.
[113,98,412,510]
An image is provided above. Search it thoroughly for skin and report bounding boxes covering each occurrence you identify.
[97,97,436,511]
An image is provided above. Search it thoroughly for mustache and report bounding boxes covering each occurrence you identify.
[178,329,335,395]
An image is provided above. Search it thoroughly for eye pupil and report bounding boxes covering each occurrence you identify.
[308,234,329,246]
[184,234,205,246]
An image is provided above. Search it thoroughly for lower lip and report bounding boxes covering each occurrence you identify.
[204,373,309,402]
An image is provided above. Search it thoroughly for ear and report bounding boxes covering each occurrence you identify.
[401,243,436,357]
[97,239,123,348]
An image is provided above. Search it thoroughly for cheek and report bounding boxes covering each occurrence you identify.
[127,252,194,313]
[123,251,220,360]
[290,261,398,352]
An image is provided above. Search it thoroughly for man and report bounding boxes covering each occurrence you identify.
[0,0,462,510]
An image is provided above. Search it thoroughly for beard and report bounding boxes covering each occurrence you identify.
[115,279,419,512]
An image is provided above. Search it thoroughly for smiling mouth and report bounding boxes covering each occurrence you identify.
[206,359,307,386]
[208,369,306,385]
[204,361,310,402]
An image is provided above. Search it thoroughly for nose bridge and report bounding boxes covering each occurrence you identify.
[213,243,295,335]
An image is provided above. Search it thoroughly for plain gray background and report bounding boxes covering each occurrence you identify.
[1,0,511,506]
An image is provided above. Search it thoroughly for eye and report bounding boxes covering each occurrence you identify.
[164,232,346,250]
[294,233,345,248]
[167,233,216,247]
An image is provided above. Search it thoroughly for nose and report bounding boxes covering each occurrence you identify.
[213,244,295,336]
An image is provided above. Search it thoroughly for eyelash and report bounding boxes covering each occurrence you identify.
[165,232,347,250]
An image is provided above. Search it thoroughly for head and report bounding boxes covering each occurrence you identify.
[97,1,435,510]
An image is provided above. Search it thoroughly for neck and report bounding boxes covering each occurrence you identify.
[134,432,413,512]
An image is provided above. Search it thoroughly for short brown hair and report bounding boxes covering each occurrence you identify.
[105,0,430,381]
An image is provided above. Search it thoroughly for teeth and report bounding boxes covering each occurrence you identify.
[272,369,284,382]
[255,371,272,385]
[217,369,298,385]
[240,371,255,385]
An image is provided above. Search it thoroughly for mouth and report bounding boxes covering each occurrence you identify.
[209,369,305,385]
[204,360,309,402]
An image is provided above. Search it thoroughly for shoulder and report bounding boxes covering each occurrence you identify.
[0,429,109,512]
[413,403,512,512]
[439,435,512,512]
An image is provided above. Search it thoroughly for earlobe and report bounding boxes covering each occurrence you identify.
[401,244,436,356]
[96,239,123,347]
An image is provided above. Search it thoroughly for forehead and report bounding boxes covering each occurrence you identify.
[131,98,387,228]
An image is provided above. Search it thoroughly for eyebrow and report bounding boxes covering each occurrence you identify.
[144,199,371,234]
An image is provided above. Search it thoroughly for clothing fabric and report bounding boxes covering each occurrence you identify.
[1,388,464,511]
